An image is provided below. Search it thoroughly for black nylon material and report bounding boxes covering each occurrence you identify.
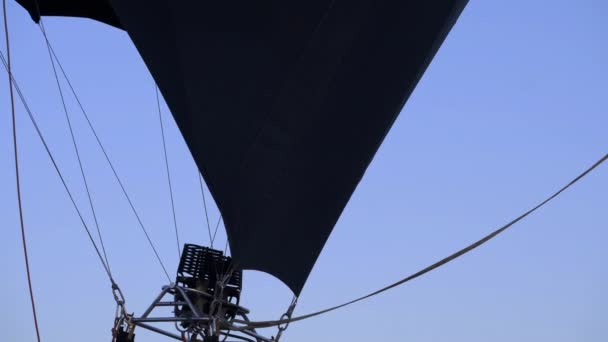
[16,0,468,295]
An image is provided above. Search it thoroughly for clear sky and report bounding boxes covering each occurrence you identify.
[1,1,607,341]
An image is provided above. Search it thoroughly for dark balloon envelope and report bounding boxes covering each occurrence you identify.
[16,0,468,295]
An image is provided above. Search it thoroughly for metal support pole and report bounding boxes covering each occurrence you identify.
[133,322,183,340]
[141,285,174,318]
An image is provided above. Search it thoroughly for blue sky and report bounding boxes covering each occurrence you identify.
[2,1,607,341]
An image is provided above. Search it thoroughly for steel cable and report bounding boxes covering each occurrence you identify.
[156,85,181,258]
[198,172,213,245]
[1,50,113,282]
[39,21,113,275]
[211,216,223,248]
[36,27,172,282]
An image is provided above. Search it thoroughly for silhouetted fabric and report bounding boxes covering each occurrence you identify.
[16,0,468,295]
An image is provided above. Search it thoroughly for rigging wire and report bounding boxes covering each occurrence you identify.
[155,85,181,258]
[198,169,224,251]
[39,21,112,274]
[198,172,213,245]
[233,153,608,329]
[37,28,171,282]
[211,215,223,248]
[0,51,113,282]
[3,2,42,340]
[197,168,225,252]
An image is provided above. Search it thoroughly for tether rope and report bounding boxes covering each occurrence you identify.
[37,28,171,282]
[156,85,181,258]
[3,2,42,340]
[234,153,608,329]
[39,21,113,274]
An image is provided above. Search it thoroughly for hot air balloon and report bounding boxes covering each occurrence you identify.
[10,1,468,340]
[5,1,606,342]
